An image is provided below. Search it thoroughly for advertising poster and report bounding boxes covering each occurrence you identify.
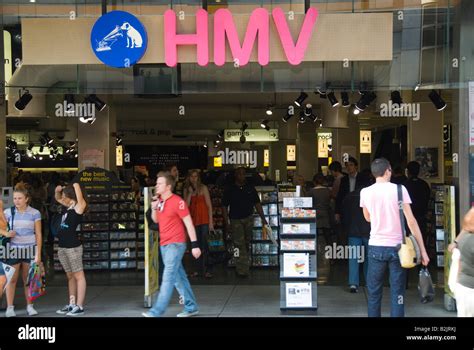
[283,253,309,277]
[144,187,160,307]
[286,283,312,308]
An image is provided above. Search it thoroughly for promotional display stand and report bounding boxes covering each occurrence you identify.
[279,195,317,314]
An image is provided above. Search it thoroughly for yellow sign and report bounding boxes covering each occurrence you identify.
[214,156,223,167]
[317,132,331,158]
[360,130,372,154]
[287,145,296,162]
[264,149,270,167]
[116,145,123,167]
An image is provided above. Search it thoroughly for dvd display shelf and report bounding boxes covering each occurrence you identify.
[279,196,318,314]
[251,186,279,267]
[429,184,448,268]
[109,192,139,270]
[53,191,140,271]
[137,193,145,271]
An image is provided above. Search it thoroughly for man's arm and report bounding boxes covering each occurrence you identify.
[403,203,429,266]
[363,207,371,222]
[182,215,201,259]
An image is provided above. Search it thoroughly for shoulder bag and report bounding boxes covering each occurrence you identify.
[397,184,421,268]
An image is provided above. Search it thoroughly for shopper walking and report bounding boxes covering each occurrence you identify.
[360,158,429,317]
[343,186,370,293]
[329,161,344,200]
[309,173,332,245]
[3,185,42,317]
[142,171,201,317]
[336,157,368,246]
[165,163,183,196]
[184,169,214,278]
[54,183,88,316]
[222,167,268,277]
[404,161,431,243]
[448,207,474,317]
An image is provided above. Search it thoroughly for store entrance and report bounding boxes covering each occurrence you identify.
[109,91,413,288]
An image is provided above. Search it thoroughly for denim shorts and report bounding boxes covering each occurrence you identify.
[0,262,4,276]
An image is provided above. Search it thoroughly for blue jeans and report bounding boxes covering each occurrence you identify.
[367,246,407,317]
[149,243,198,317]
[348,236,369,287]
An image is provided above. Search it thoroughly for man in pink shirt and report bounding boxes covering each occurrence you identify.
[360,158,429,317]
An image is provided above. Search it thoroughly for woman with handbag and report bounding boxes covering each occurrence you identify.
[54,183,88,316]
[184,170,214,279]
[448,207,474,317]
[3,184,42,317]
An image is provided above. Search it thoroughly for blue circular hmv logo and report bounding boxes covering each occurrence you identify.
[91,11,147,68]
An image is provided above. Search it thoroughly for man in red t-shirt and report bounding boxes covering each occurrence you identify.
[143,172,201,318]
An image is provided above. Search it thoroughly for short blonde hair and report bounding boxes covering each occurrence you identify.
[157,171,176,191]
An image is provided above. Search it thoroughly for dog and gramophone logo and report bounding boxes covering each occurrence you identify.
[90,10,148,68]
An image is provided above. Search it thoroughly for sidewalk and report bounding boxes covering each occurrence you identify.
[2,285,455,317]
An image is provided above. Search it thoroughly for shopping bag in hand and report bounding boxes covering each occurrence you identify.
[26,262,46,302]
[418,266,435,303]
[207,229,226,253]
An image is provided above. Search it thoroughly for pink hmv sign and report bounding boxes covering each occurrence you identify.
[164,8,318,67]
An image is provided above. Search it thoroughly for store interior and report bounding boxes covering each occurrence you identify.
[3,85,458,287]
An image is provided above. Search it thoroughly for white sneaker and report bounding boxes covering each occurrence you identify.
[176,310,199,318]
[27,304,38,316]
[5,306,16,318]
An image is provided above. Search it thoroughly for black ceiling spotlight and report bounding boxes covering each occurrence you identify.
[240,135,246,144]
[341,91,350,108]
[241,122,248,132]
[84,94,107,112]
[116,135,123,146]
[429,90,447,111]
[260,119,270,131]
[304,104,313,117]
[15,88,33,111]
[64,94,75,115]
[317,119,323,128]
[27,143,34,152]
[327,92,339,107]
[40,132,53,146]
[39,146,44,153]
[294,92,308,107]
[355,91,377,112]
[265,105,273,116]
[217,129,225,139]
[390,90,403,106]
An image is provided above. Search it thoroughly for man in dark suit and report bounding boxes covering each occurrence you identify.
[335,157,369,245]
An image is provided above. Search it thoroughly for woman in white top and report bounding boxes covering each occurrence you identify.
[3,185,42,317]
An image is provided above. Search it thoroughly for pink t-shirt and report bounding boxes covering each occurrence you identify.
[360,182,412,247]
